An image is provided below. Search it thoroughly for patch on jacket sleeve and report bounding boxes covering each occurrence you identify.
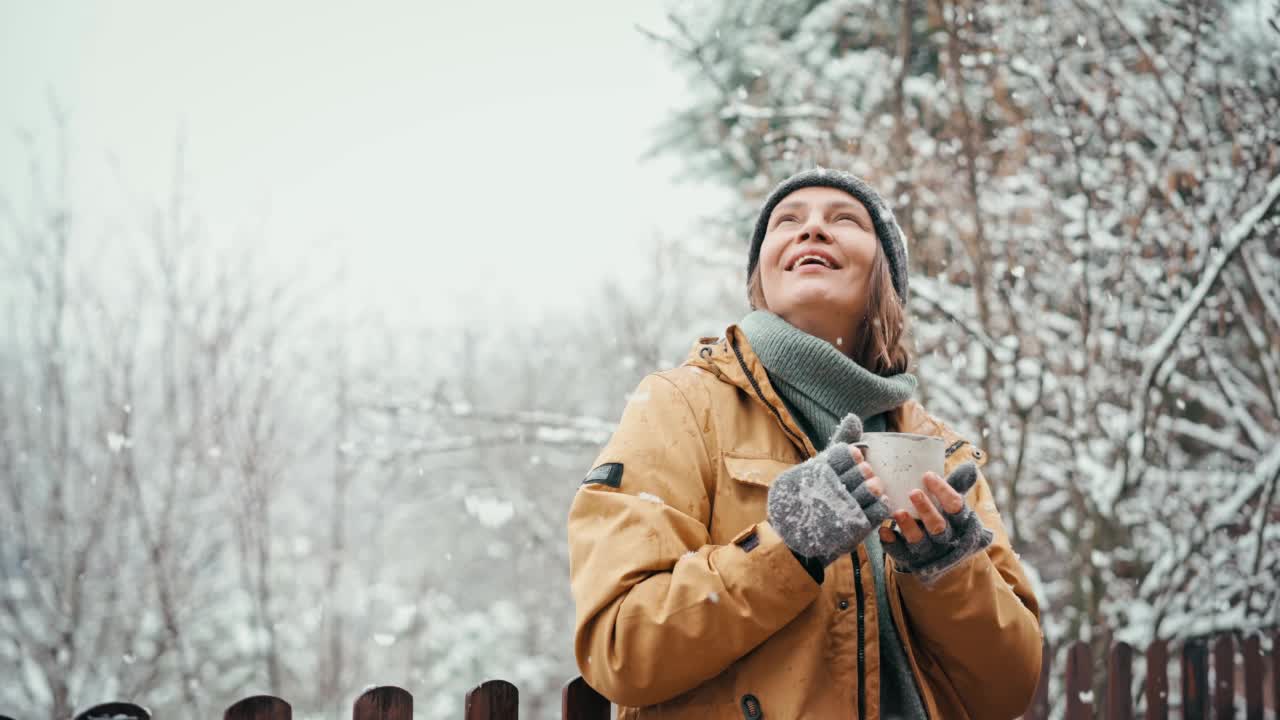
[582,463,624,488]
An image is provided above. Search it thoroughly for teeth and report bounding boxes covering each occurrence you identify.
[792,254,833,270]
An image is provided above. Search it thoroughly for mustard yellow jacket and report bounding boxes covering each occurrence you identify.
[568,326,1043,719]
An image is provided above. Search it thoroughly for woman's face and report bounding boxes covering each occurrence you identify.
[757,186,879,327]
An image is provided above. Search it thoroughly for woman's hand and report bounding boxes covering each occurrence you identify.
[885,470,965,544]
[847,446,885,498]
[767,416,893,569]
[877,462,994,584]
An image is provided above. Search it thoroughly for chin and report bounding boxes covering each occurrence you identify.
[775,285,855,316]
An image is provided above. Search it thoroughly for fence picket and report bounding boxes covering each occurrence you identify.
[224,695,292,720]
[561,676,610,720]
[1147,639,1170,720]
[1183,638,1209,720]
[353,686,412,720]
[1242,634,1262,720]
[74,702,150,719]
[1212,635,1233,719]
[465,679,519,720]
[31,627,1280,720]
[1108,641,1134,720]
[1066,641,1094,720]
[1272,630,1279,720]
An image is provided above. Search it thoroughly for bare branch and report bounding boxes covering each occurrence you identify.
[909,278,1011,363]
[1126,172,1280,495]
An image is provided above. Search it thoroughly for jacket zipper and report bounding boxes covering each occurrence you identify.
[730,336,869,717]
[729,338,809,453]
[853,551,867,719]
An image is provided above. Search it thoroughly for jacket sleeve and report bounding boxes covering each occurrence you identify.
[568,372,821,708]
[895,465,1043,719]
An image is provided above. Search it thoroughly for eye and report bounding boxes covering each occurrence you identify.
[775,215,798,226]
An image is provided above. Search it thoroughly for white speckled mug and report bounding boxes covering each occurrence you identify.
[853,432,945,518]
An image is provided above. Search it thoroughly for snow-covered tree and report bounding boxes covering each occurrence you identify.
[650,0,1280,706]
[4,4,1277,717]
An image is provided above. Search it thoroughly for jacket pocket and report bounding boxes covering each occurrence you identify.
[723,454,792,488]
[713,454,794,544]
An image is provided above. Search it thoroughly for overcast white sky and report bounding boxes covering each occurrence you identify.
[1,0,731,324]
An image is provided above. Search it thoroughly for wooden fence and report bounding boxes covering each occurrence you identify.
[1024,629,1278,720]
[9,629,1274,719]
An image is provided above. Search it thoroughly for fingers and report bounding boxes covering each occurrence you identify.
[849,482,878,507]
[849,472,889,525]
[947,506,986,546]
[924,471,966,515]
[826,443,857,476]
[843,462,878,492]
[910,489,948,536]
[831,445,871,483]
[835,457,878,495]
[881,526,915,567]
[863,475,883,497]
[863,498,893,527]
[893,509,925,544]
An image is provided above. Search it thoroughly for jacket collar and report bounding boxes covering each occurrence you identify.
[691,324,931,453]
[685,324,943,455]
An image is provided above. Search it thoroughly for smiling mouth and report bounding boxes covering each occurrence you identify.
[786,254,839,271]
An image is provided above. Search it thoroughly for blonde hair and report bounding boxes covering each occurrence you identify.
[747,242,912,376]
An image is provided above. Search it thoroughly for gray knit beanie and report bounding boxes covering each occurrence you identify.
[747,168,910,302]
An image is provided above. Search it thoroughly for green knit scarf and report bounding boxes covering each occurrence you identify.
[740,309,926,720]
[739,310,917,442]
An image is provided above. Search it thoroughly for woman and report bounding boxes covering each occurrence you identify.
[568,168,1042,719]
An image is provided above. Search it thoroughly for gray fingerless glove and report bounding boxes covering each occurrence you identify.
[767,414,891,568]
[882,462,994,584]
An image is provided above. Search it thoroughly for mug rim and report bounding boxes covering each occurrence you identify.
[855,432,943,442]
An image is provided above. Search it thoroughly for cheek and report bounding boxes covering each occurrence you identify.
[758,239,785,282]
[760,236,785,267]
[846,234,879,273]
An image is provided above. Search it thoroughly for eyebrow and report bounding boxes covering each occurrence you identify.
[773,200,869,215]
[768,199,870,222]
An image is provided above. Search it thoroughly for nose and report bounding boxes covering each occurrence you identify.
[798,216,833,244]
